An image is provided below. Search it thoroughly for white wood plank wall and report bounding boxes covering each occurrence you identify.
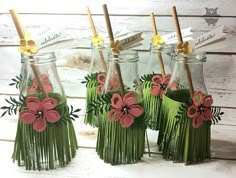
[0,0,235,176]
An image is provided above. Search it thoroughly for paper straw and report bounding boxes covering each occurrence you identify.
[150,12,165,76]
[86,6,108,73]
[9,9,48,98]
[102,4,125,96]
[171,6,194,96]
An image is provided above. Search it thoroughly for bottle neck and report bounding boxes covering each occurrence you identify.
[24,52,56,65]
[108,50,139,63]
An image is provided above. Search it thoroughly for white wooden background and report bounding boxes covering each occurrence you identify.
[0,0,236,177]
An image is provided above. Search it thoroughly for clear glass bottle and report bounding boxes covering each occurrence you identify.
[12,52,78,170]
[158,52,212,164]
[95,50,146,165]
[168,53,207,94]
[142,44,176,130]
[146,44,176,74]
[83,44,110,127]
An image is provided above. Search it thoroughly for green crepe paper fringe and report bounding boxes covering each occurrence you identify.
[157,89,211,165]
[84,78,99,127]
[12,93,78,170]
[95,91,146,165]
[142,79,162,130]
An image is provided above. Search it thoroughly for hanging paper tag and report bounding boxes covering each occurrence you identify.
[115,32,143,50]
[192,25,227,49]
[33,28,78,51]
[163,27,193,44]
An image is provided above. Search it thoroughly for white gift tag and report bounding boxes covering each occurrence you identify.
[192,25,227,49]
[33,28,78,51]
[163,27,193,44]
[115,32,144,50]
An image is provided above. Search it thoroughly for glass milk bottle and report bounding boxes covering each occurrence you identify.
[142,44,176,130]
[158,52,214,164]
[12,52,78,170]
[83,43,109,127]
[95,50,146,165]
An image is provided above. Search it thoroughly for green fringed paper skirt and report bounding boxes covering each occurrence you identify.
[84,73,101,127]
[142,80,162,130]
[12,93,78,170]
[96,111,146,165]
[158,89,211,164]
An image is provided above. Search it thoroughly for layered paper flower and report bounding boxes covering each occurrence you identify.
[96,73,106,94]
[28,74,53,94]
[177,41,192,56]
[19,33,38,55]
[91,34,104,47]
[110,40,123,55]
[150,74,171,99]
[151,35,165,48]
[107,74,121,91]
[108,92,144,128]
[187,91,214,128]
[96,73,121,94]
[20,97,61,132]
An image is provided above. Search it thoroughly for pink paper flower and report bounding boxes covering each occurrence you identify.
[96,73,106,94]
[107,74,121,91]
[19,97,61,132]
[187,91,213,128]
[108,92,144,128]
[96,73,121,94]
[150,74,171,99]
[28,74,53,94]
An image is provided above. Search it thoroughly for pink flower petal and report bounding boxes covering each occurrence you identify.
[192,114,204,128]
[25,97,41,111]
[123,92,136,106]
[203,95,213,107]
[33,118,47,132]
[28,87,38,94]
[41,98,58,110]
[187,105,199,119]
[41,74,49,80]
[108,109,122,121]
[110,93,123,109]
[162,74,171,84]
[108,77,120,90]
[97,73,106,84]
[164,73,171,79]
[168,77,179,90]
[150,85,161,96]
[41,74,52,86]
[128,105,144,117]
[120,113,134,128]
[32,79,39,88]
[44,110,61,123]
[44,85,53,92]
[96,84,104,95]
[151,75,162,85]
[19,110,36,124]
[203,108,213,120]
[192,90,204,106]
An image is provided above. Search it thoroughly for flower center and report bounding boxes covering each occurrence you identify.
[198,104,205,113]
[36,110,44,118]
[160,83,167,90]
[121,106,129,113]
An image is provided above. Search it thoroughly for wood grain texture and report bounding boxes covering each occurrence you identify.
[0,141,235,178]
[0,13,235,52]
[0,47,235,107]
[1,0,236,16]
[0,1,235,176]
